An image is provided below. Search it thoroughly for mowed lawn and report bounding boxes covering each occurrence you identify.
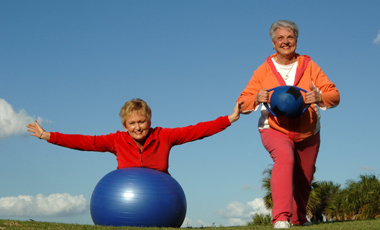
[1,219,380,230]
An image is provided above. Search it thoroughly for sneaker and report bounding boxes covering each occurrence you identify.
[274,221,290,229]
[302,221,313,226]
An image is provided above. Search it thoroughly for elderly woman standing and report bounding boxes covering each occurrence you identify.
[27,99,243,175]
[237,20,340,229]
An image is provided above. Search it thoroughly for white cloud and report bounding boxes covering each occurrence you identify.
[196,219,209,227]
[181,217,193,228]
[182,217,216,228]
[182,218,215,228]
[227,218,247,226]
[374,30,380,45]
[0,98,44,139]
[359,166,375,172]
[216,198,270,226]
[0,193,88,217]
[241,184,260,191]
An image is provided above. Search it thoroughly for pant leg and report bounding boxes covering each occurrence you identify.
[260,129,295,224]
[291,131,321,225]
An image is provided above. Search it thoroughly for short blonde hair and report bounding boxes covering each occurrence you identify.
[119,98,152,126]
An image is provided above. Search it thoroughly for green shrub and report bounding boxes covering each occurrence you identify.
[247,213,272,226]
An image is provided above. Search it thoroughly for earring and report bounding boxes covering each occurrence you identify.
[273,47,275,50]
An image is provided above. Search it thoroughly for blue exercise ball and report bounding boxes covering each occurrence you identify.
[266,86,306,118]
[90,167,187,227]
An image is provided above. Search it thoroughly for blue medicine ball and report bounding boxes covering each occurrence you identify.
[90,167,187,227]
[266,86,306,118]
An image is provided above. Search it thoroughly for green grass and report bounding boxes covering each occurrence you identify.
[1,219,380,230]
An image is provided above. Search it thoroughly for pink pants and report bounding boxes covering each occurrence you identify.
[260,128,320,225]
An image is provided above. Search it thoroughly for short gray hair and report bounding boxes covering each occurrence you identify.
[269,20,299,41]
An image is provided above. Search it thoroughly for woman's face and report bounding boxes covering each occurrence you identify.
[123,111,151,144]
[272,27,297,58]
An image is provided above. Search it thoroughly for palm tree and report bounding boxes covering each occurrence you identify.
[260,168,380,222]
[326,188,347,221]
[344,178,362,220]
[261,166,273,210]
[325,174,380,221]
[306,180,321,220]
[351,174,380,219]
[247,213,272,226]
[310,181,341,222]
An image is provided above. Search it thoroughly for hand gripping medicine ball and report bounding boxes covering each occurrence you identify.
[264,86,309,118]
[90,167,187,227]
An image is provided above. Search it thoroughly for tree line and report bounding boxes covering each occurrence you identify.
[258,166,380,224]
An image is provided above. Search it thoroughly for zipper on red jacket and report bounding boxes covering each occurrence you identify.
[139,139,154,167]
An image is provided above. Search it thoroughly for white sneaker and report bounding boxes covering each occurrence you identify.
[273,221,290,229]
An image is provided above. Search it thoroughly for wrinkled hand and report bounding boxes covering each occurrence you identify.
[305,84,322,104]
[27,120,49,140]
[228,101,244,123]
[255,88,269,104]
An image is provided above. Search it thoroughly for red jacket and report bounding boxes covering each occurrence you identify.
[48,116,231,174]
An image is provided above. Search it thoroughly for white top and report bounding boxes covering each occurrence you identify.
[271,57,298,85]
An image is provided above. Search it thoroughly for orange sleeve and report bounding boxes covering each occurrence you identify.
[237,68,265,113]
[309,61,340,108]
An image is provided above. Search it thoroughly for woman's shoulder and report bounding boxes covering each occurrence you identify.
[297,54,321,66]
[254,57,272,73]
[296,54,323,71]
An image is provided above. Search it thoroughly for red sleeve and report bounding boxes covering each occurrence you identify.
[48,132,116,153]
[162,116,231,146]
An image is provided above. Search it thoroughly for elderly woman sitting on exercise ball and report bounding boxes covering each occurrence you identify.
[27,98,243,175]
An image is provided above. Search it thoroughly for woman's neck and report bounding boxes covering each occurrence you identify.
[133,139,145,151]
[275,54,297,65]
[133,130,150,150]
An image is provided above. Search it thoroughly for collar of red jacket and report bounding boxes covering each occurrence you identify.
[122,127,159,148]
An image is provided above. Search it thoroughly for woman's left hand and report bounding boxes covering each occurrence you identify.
[305,83,322,104]
[27,120,50,140]
[228,101,244,123]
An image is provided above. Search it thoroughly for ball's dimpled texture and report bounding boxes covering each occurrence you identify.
[90,167,187,227]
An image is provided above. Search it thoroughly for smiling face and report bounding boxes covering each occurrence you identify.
[272,27,297,60]
[123,111,151,146]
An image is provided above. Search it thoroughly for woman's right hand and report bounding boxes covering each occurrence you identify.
[27,120,50,140]
[255,88,269,104]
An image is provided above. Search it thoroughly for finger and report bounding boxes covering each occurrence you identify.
[237,102,244,111]
[309,83,314,91]
[27,122,36,127]
[27,128,35,133]
[233,102,240,112]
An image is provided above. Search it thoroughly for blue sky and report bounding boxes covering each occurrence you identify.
[1,0,379,227]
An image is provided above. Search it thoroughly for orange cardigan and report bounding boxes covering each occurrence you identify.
[237,54,340,142]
